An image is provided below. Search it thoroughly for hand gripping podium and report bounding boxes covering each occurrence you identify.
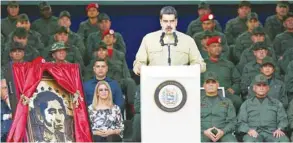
[140,65,201,143]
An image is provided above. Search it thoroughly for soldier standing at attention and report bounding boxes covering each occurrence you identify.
[78,3,100,44]
[272,12,293,60]
[265,1,290,41]
[133,6,206,75]
[186,2,222,37]
[31,1,59,47]
[224,1,251,46]
[1,1,19,39]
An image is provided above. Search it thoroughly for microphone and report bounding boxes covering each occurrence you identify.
[173,32,178,46]
[160,32,165,46]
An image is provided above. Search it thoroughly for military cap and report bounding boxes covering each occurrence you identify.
[239,1,251,8]
[55,26,68,34]
[283,12,293,22]
[204,71,218,82]
[252,42,268,51]
[198,2,209,9]
[252,74,268,85]
[247,12,259,21]
[8,1,19,7]
[262,56,276,67]
[206,36,221,46]
[59,10,71,19]
[102,29,115,39]
[13,27,28,38]
[39,1,50,10]
[86,3,99,11]
[277,1,289,7]
[201,30,216,39]
[98,13,110,22]
[50,42,68,52]
[200,14,215,22]
[10,42,25,51]
[95,41,107,51]
[17,14,30,22]
[252,26,265,35]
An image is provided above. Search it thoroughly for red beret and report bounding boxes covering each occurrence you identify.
[200,14,215,22]
[86,3,99,11]
[102,29,115,39]
[207,36,221,46]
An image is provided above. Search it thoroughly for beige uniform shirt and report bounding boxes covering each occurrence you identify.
[133,30,206,75]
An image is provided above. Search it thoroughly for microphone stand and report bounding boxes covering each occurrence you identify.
[160,32,178,66]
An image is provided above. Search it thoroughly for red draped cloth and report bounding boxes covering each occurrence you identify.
[6,58,92,142]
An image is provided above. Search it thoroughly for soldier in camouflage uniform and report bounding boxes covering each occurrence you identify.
[49,42,85,75]
[2,27,40,66]
[31,2,59,47]
[192,14,230,60]
[201,36,242,111]
[238,74,289,142]
[195,30,216,59]
[1,41,27,79]
[87,13,126,60]
[186,2,222,37]
[241,42,281,98]
[85,41,136,119]
[237,26,276,74]
[201,71,237,142]
[265,1,289,41]
[247,57,288,109]
[224,1,251,46]
[285,61,293,103]
[77,3,100,44]
[272,12,293,60]
[234,13,270,64]
[1,1,19,39]
[6,13,44,53]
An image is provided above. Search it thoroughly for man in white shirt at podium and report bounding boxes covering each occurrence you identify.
[133,6,206,75]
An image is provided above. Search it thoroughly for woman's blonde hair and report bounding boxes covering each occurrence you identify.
[91,81,113,110]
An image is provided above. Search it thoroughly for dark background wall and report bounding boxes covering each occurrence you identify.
[1,2,284,68]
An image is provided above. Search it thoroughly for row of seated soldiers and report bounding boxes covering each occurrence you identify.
[1,1,136,119]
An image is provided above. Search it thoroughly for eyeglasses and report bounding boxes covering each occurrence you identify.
[98,88,109,92]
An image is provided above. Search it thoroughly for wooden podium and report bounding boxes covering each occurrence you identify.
[140,65,201,142]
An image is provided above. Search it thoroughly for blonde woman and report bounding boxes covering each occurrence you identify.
[88,81,124,142]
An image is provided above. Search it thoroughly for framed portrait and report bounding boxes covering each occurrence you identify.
[6,59,92,142]
[27,72,75,142]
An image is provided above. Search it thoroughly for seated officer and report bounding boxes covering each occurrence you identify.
[201,72,237,142]
[285,61,293,103]
[234,12,270,63]
[237,26,276,74]
[202,36,242,111]
[1,41,27,79]
[241,42,281,96]
[238,74,289,142]
[192,13,230,60]
[85,41,136,119]
[287,99,293,141]
[2,27,40,66]
[83,58,124,111]
[247,57,288,109]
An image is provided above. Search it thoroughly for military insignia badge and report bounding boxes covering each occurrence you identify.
[208,14,214,20]
[218,38,221,43]
[154,80,187,112]
[109,29,115,34]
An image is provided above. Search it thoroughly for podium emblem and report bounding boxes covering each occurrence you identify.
[154,80,187,112]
